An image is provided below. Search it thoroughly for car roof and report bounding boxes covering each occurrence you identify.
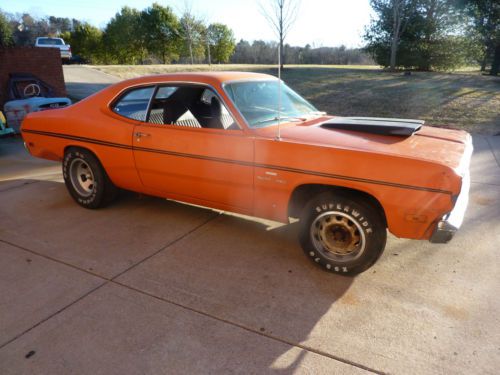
[117,71,277,89]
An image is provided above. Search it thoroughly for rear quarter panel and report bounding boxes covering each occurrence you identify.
[21,95,142,192]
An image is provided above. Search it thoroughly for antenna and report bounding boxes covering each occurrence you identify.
[276,43,282,141]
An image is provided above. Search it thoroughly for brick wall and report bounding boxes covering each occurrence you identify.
[0,47,66,107]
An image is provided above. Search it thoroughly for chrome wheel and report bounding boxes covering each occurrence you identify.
[69,158,95,198]
[310,211,366,262]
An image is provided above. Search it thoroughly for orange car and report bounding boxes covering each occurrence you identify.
[21,72,472,275]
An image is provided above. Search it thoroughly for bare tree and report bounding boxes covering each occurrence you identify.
[389,0,414,71]
[181,3,195,64]
[259,0,300,69]
[178,1,207,64]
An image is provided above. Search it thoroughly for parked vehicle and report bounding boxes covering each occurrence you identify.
[20,72,472,275]
[34,37,72,61]
[69,55,88,65]
[3,73,71,133]
[0,111,14,137]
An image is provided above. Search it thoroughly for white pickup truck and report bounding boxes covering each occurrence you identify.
[34,37,72,61]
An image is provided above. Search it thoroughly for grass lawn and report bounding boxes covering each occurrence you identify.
[94,64,500,134]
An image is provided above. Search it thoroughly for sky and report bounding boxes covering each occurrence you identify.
[1,0,374,48]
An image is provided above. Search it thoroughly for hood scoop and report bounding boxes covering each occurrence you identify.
[320,117,424,136]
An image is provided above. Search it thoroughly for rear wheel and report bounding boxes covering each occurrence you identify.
[63,148,117,208]
[299,192,386,275]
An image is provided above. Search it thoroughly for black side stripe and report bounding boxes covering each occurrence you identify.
[23,129,132,150]
[133,145,255,167]
[22,129,452,195]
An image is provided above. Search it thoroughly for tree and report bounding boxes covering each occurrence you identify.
[207,23,236,63]
[104,7,145,64]
[48,16,72,35]
[260,0,300,69]
[365,0,467,70]
[179,5,207,64]
[141,3,181,64]
[0,10,13,47]
[388,1,416,70]
[11,13,46,46]
[457,1,500,75]
[232,39,253,63]
[67,23,103,63]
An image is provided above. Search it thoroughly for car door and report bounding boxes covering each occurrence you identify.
[132,84,254,213]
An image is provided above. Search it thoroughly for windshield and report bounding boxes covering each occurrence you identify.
[38,38,64,46]
[224,80,320,128]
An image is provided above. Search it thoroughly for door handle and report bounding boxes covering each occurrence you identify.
[135,132,151,140]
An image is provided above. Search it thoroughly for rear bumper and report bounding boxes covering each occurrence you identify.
[430,135,473,244]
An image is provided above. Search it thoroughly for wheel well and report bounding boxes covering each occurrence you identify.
[63,145,105,170]
[288,184,387,226]
[64,145,97,159]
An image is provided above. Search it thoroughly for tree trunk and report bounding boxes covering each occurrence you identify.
[206,39,211,66]
[189,40,194,64]
[480,52,487,72]
[279,1,284,70]
[491,43,500,76]
[390,34,398,71]
[390,1,400,71]
[280,37,284,70]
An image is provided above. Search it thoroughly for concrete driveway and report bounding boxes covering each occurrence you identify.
[1,68,500,374]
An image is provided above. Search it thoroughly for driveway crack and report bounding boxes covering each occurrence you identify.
[485,136,500,169]
[0,180,40,193]
[0,281,108,350]
[110,212,221,281]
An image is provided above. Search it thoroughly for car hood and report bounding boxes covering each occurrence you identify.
[276,121,472,174]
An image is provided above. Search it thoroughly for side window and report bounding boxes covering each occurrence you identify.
[147,85,240,130]
[113,87,154,121]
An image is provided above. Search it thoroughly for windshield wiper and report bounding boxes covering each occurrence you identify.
[255,116,307,125]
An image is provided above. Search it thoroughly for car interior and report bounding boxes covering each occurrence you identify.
[113,85,239,130]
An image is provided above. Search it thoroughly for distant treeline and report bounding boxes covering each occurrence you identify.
[230,40,374,65]
[0,5,372,66]
[0,5,235,65]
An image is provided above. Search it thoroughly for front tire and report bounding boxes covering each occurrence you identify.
[63,148,117,209]
[299,192,387,276]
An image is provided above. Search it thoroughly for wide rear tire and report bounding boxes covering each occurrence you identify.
[63,148,117,209]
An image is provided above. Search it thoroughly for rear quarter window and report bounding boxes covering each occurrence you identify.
[112,87,155,121]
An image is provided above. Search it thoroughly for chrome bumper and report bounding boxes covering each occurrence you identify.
[61,51,72,59]
[430,171,470,243]
[430,136,473,243]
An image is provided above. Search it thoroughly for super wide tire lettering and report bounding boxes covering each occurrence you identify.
[299,192,387,276]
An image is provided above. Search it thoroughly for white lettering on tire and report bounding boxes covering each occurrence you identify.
[314,202,373,236]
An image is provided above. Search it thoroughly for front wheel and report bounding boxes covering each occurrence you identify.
[299,192,387,276]
[63,148,117,209]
